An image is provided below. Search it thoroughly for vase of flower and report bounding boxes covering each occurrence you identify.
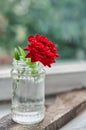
[11,58,45,124]
[11,34,59,124]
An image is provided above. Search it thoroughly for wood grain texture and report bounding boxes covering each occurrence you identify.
[0,89,86,130]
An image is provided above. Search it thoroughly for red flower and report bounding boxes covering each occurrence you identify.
[24,34,59,67]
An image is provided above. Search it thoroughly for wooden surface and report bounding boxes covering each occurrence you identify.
[0,89,86,130]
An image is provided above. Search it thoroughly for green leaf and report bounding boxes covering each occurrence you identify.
[18,46,26,57]
[26,58,31,65]
[18,46,26,60]
[26,58,37,71]
[14,48,20,60]
[30,62,36,68]
[26,58,36,68]
[31,69,38,74]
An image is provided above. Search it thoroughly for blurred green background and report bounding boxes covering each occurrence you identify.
[0,0,86,64]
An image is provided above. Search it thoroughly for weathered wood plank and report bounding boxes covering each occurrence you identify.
[0,89,86,130]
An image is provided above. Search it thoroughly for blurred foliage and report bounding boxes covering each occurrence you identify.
[0,0,86,60]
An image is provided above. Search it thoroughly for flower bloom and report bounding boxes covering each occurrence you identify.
[24,34,59,67]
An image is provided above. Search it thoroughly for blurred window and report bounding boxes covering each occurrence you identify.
[0,0,86,65]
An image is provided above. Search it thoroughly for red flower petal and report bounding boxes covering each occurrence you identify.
[25,34,59,67]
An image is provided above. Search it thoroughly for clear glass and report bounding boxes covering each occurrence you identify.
[11,59,45,124]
